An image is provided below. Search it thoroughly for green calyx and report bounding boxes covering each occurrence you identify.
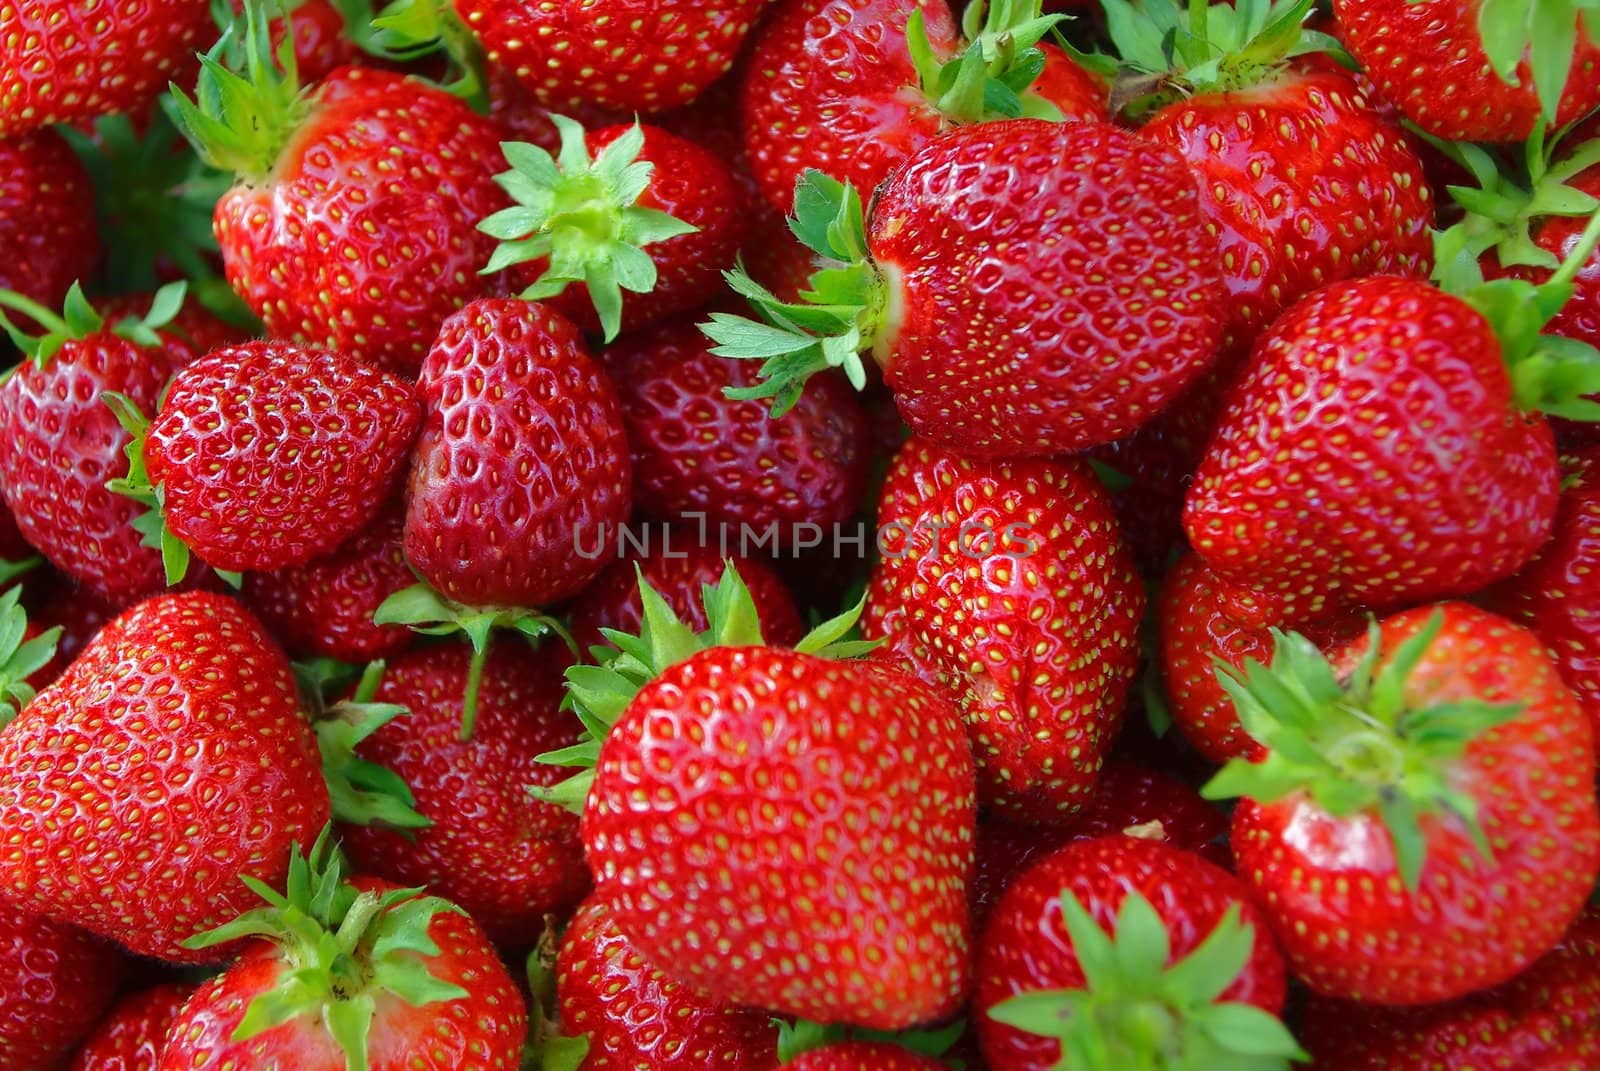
[1472,0,1600,123]
[478,120,700,343]
[536,562,878,814]
[988,890,1306,1071]
[907,0,1070,124]
[775,1019,966,1064]
[363,0,489,109]
[183,828,470,1071]
[1094,0,1344,120]
[1202,612,1524,891]
[310,660,431,833]
[372,582,572,742]
[0,585,60,731]
[700,171,888,417]
[0,281,186,370]
[170,0,315,183]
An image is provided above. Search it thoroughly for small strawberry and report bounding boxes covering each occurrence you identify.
[863,439,1144,821]
[0,131,100,316]
[705,122,1227,458]
[1205,603,1600,1004]
[64,983,194,1071]
[162,833,528,1070]
[0,591,330,963]
[975,835,1298,1071]
[0,902,125,1071]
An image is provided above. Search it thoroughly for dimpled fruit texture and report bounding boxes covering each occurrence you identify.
[214,68,506,374]
[64,983,194,1071]
[869,119,1226,458]
[0,131,99,311]
[0,901,124,1071]
[405,299,632,608]
[863,440,1144,822]
[0,592,329,964]
[145,342,421,574]
[584,650,976,1029]
[786,1042,950,1070]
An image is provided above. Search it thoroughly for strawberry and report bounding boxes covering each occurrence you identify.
[547,567,976,1029]
[479,120,744,341]
[172,10,508,373]
[601,316,870,545]
[338,641,589,948]
[163,834,527,1071]
[0,0,214,137]
[705,121,1227,458]
[65,983,194,1071]
[742,0,1108,212]
[229,0,365,87]
[0,902,125,1071]
[0,591,330,963]
[863,439,1144,821]
[1205,603,1600,1004]
[975,835,1297,1071]
[94,292,251,370]
[783,1042,947,1070]
[556,897,780,1071]
[0,131,100,316]
[107,340,420,580]
[1332,0,1600,142]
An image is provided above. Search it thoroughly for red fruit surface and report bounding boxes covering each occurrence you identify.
[787,1042,948,1070]
[30,584,118,685]
[65,984,194,1071]
[0,592,330,963]
[0,130,100,314]
[268,0,363,86]
[0,903,124,1071]
[94,294,252,369]
[405,299,632,608]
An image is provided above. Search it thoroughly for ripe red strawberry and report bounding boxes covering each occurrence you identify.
[95,292,251,370]
[551,569,977,1029]
[601,316,870,543]
[163,836,527,1070]
[706,121,1227,458]
[863,439,1144,821]
[1185,276,1562,629]
[338,641,589,947]
[1207,603,1600,1004]
[556,897,780,1071]
[65,983,194,1071]
[568,536,804,652]
[1333,0,1600,142]
[227,0,364,87]
[0,903,124,1071]
[172,20,508,373]
[30,584,117,684]
[0,0,214,136]
[480,121,744,341]
[1300,903,1600,1069]
[975,835,1296,1071]
[742,0,1108,211]
[0,131,99,316]
[785,1042,947,1070]
[0,591,330,963]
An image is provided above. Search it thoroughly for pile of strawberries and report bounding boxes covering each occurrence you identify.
[1,0,1599,1067]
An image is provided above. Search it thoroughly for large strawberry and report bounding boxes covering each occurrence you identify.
[0,132,99,316]
[0,591,330,962]
[0,902,124,1071]
[64,983,193,1071]
[1205,603,1600,1004]
[547,567,976,1029]
[704,121,1227,458]
[163,834,527,1070]
[863,439,1144,821]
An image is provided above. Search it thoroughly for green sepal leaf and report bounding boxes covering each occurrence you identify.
[0,585,60,730]
[101,391,198,587]
[316,662,432,832]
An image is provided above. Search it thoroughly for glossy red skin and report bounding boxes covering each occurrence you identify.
[585,651,976,1028]
[214,67,506,374]
[454,0,769,112]
[30,585,118,686]
[975,836,1288,1071]
[1333,0,1600,142]
[863,440,1144,821]
[145,342,420,573]
[601,317,870,543]
[242,502,415,664]
[0,903,124,1071]
[1300,905,1600,1070]
[486,67,626,150]
[1159,553,1369,763]
[556,898,779,1071]
[0,0,214,136]
[1139,67,1433,357]
[869,120,1226,458]
[65,984,193,1071]
[787,1042,948,1070]
[405,299,631,608]
[1232,603,1600,1004]
[567,538,804,653]
[268,0,363,86]
[1185,277,1559,629]
[340,642,589,948]
[0,131,99,312]
[0,592,330,963]
[0,332,180,605]
[742,0,1107,212]
[157,879,526,1071]
[94,295,252,370]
